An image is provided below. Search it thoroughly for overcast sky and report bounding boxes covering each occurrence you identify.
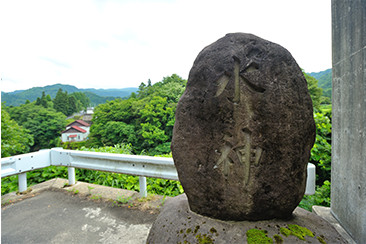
[0,0,331,93]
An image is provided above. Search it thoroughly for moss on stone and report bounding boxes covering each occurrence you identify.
[280,224,314,241]
[194,225,200,234]
[288,224,314,240]
[280,227,291,237]
[274,234,284,244]
[246,229,273,244]
[317,236,327,244]
[195,233,214,244]
[209,227,217,235]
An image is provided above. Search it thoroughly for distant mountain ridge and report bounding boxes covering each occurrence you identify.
[307,68,332,98]
[308,69,332,90]
[1,84,138,106]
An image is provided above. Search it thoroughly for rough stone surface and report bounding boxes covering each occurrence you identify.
[147,194,346,244]
[171,33,315,221]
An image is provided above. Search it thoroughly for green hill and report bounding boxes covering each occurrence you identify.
[307,69,332,99]
[1,84,137,106]
[83,91,116,106]
[82,87,138,98]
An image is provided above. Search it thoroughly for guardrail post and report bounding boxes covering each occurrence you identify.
[18,173,27,193]
[68,167,76,185]
[139,176,147,197]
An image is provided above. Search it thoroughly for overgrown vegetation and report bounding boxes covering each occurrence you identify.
[299,180,331,211]
[87,74,186,155]
[310,110,332,185]
[1,104,34,157]
[53,88,90,116]
[4,101,66,151]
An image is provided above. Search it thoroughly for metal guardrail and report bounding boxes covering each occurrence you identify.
[1,149,51,177]
[1,148,316,197]
[50,148,178,180]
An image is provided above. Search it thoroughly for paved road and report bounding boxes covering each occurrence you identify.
[1,180,160,244]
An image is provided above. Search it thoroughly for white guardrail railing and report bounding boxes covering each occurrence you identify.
[1,148,316,197]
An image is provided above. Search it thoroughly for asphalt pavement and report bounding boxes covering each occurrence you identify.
[1,178,163,244]
[1,178,354,244]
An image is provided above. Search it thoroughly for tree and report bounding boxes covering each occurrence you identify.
[303,72,323,110]
[53,89,90,116]
[35,91,51,108]
[310,111,332,185]
[1,104,34,157]
[35,97,41,106]
[67,96,78,115]
[40,91,49,108]
[69,92,90,111]
[89,74,187,154]
[53,88,69,115]
[7,102,66,151]
[97,121,137,146]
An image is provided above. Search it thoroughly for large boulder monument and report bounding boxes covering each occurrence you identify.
[147,33,345,243]
[172,33,315,221]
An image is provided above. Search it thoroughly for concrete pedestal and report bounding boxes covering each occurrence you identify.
[147,194,346,244]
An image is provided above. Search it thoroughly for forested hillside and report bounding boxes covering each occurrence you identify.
[1,84,137,106]
[82,87,138,97]
[88,74,186,155]
[308,69,332,99]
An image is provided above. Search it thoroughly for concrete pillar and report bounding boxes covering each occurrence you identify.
[331,0,366,243]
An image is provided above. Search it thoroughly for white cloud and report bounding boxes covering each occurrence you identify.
[0,0,331,92]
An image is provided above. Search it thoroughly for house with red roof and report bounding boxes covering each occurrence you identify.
[61,120,91,142]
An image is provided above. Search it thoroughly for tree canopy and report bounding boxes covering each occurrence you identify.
[1,103,34,157]
[303,72,324,109]
[7,101,67,151]
[88,74,186,155]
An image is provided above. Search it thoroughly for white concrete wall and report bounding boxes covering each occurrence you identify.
[61,132,88,142]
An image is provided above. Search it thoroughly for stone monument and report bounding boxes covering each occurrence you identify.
[172,33,315,221]
[147,33,346,243]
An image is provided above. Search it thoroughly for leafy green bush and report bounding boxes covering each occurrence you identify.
[77,145,183,196]
[1,166,68,195]
[79,144,133,154]
[310,111,332,185]
[62,141,87,150]
[299,180,331,211]
[1,175,18,195]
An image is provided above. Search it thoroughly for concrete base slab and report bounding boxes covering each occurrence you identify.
[1,178,167,214]
[2,190,156,244]
[1,178,168,244]
[312,205,356,244]
[147,194,347,244]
